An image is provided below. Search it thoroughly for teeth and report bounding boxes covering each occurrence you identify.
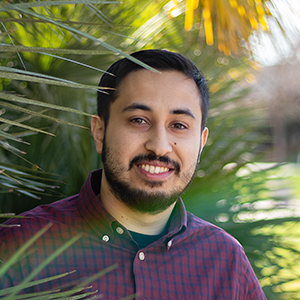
[154,166,160,174]
[140,164,169,174]
[149,165,155,173]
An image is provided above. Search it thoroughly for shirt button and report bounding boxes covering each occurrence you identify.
[116,227,124,234]
[139,251,145,261]
[167,240,173,247]
[102,235,109,242]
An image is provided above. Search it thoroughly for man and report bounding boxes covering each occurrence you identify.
[0,50,266,299]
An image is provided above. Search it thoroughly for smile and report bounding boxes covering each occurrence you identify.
[139,164,170,174]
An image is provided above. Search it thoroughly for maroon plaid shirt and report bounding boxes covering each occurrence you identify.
[0,169,266,299]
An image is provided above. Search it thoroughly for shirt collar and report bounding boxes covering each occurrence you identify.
[77,169,187,239]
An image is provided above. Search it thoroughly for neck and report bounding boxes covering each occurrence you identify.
[99,173,176,235]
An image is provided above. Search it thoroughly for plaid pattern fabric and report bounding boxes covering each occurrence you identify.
[0,169,266,299]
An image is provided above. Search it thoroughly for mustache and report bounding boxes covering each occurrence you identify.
[129,154,180,174]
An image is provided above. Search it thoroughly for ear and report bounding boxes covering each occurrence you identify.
[200,127,209,153]
[91,115,105,154]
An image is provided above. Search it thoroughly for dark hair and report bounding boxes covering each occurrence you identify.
[97,49,209,130]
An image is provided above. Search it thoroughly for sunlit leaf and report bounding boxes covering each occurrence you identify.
[4,3,160,72]
[0,1,121,12]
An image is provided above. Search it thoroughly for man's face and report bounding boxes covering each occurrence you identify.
[92,69,208,214]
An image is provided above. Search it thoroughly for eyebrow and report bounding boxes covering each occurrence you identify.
[122,103,152,113]
[122,103,195,119]
[171,109,195,119]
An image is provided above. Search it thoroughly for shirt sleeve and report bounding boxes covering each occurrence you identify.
[239,250,267,300]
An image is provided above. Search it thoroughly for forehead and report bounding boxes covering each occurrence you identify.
[113,69,202,118]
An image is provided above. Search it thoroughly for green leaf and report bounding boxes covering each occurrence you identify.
[0,117,55,137]
[0,129,30,144]
[0,1,121,12]
[0,45,111,55]
[0,271,75,298]
[4,234,82,299]
[39,52,115,75]
[0,140,26,154]
[0,101,89,129]
[0,93,91,117]
[0,70,107,92]
[3,4,159,73]
[0,224,53,279]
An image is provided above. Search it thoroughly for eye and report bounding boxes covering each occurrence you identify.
[171,123,187,130]
[130,117,147,125]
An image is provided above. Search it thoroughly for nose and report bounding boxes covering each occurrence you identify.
[145,125,173,156]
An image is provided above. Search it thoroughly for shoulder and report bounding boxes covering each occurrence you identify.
[3,194,79,224]
[0,194,80,255]
[182,212,248,266]
[186,211,241,245]
[25,194,79,218]
[182,213,261,281]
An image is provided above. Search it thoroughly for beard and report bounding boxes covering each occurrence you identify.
[101,137,199,214]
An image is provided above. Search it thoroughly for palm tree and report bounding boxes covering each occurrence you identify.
[182,0,286,56]
[0,1,299,299]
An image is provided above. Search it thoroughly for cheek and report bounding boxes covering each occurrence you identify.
[106,127,142,154]
[178,141,201,164]
[188,149,200,164]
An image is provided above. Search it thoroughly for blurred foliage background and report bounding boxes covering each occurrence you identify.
[0,0,300,299]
